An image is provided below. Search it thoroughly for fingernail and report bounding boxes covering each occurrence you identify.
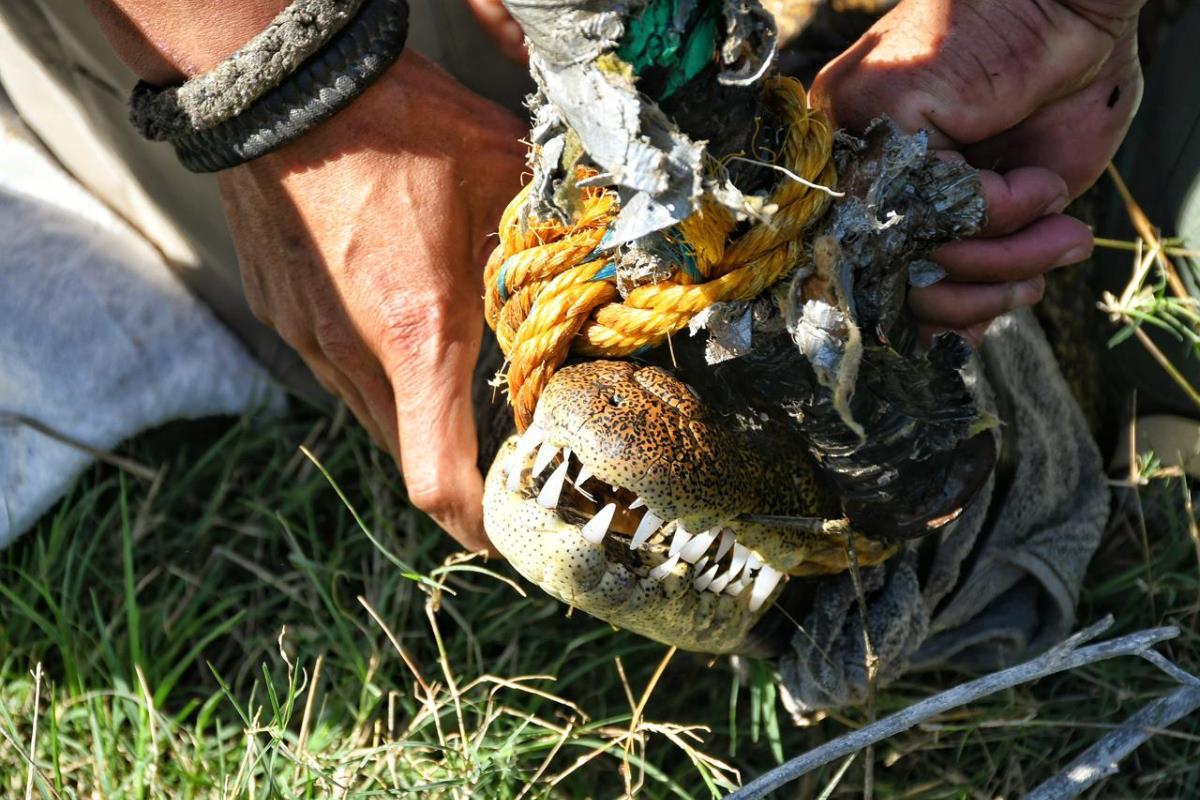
[959,321,991,348]
[502,20,524,47]
[1043,193,1070,216]
[1055,241,1093,267]
[1014,276,1045,307]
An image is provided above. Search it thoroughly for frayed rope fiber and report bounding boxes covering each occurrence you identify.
[484,77,837,430]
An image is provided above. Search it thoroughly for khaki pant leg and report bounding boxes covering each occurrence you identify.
[0,0,530,398]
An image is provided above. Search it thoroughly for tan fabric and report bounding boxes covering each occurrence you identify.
[0,0,530,395]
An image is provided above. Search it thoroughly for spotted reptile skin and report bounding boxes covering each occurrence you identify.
[483,360,898,654]
[534,361,833,531]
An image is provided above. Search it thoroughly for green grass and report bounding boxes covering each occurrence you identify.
[2,406,1199,798]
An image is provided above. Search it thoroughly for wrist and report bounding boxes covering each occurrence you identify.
[85,0,291,84]
[245,50,524,178]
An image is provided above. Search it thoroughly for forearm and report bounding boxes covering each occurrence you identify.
[82,0,290,83]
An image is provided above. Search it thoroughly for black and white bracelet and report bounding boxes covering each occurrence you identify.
[129,0,410,173]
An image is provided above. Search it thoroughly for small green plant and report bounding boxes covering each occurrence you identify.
[1097,165,1200,410]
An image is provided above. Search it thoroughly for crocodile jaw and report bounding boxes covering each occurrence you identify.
[483,435,777,654]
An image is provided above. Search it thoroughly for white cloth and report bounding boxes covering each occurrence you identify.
[0,103,282,548]
[779,309,1108,712]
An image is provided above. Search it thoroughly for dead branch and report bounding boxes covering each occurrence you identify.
[1026,683,1200,799]
[725,617,1180,800]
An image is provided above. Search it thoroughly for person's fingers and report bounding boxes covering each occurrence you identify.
[909,275,1046,329]
[463,0,528,64]
[304,355,390,447]
[934,214,1093,283]
[955,321,991,349]
[917,321,991,348]
[972,167,1070,238]
[377,303,492,554]
[808,31,958,151]
[311,326,402,450]
[335,361,399,454]
[291,315,396,449]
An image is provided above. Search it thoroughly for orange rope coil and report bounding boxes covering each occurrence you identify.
[484,76,837,429]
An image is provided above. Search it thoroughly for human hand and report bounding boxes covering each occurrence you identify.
[811,0,1146,343]
[219,52,526,551]
[464,0,528,64]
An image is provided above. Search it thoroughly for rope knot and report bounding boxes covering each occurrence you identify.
[484,77,837,429]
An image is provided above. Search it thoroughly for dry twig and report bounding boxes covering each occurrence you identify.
[725,618,1184,800]
[0,411,158,481]
[1027,683,1200,799]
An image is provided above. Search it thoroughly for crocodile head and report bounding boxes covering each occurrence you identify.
[483,359,899,654]
[480,119,995,655]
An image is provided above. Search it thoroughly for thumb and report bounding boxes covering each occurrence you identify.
[463,0,528,64]
[808,11,959,149]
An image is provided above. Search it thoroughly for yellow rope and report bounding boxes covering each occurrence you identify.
[484,76,837,429]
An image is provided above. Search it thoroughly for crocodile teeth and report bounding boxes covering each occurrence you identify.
[629,496,645,510]
[572,464,596,501]
[505,465,523,493]
[668,527,693,557]
[629,511,662,550]
[581,503,616,544]
[748,565,783,612]
[714,528,735,563]
[707,570,734,594]
[726,544,750,582]
[505,423,545,491]
[679,529,717,563]
[694,561,722,592]
[724,577,748,597]
[649,554,680,580]
[537,460,570,508]
[532,441,559,477]
[745,554,763,573]
[575,464,593,487]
